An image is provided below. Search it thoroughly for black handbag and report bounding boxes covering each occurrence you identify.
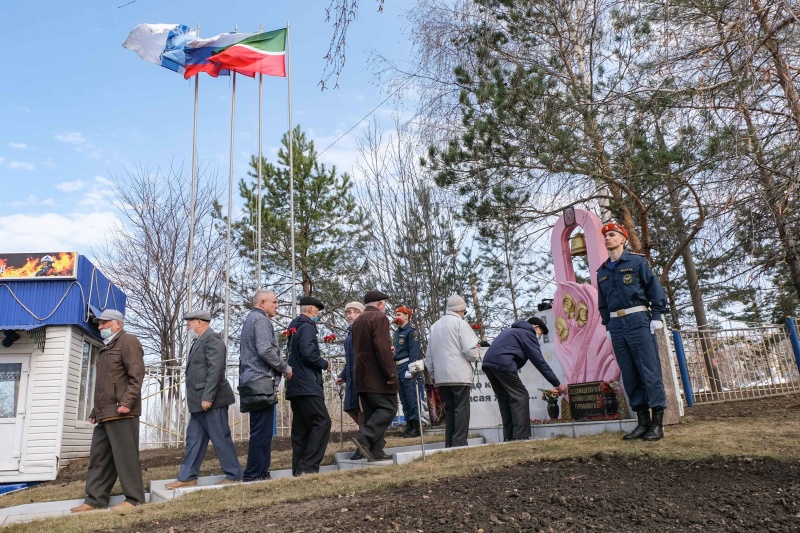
[238,377,278,413]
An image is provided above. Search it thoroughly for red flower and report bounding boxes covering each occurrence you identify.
[393,318,404,325]
[470,323,482,330]
[323,334,337,343]
[282,327,297,337]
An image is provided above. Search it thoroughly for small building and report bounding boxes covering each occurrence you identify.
[0,252,126,482]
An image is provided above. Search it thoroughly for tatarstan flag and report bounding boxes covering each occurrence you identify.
[209,28,287,77]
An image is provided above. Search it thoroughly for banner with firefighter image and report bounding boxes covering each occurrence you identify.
[0,252,78,279]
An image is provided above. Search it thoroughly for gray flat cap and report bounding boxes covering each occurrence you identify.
[94,309,124,322]
[184,309,212,322]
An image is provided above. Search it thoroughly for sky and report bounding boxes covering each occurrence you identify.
[0,0,413,254]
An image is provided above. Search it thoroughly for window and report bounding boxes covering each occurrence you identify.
[0,363,22,418]
[77,339,100,421]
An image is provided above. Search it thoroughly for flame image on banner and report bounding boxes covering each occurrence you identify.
[0,252,77,279]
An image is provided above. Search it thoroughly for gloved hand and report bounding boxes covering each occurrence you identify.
[650,320,664,335]
[605,330,612,341]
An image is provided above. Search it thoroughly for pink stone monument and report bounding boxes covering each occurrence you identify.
[550,209,621,385]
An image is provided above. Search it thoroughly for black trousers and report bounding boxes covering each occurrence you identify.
[289,395,331,476]
[483,367,532,441]
[84,417,145,507]
[357,392,398,455]
[438,385,471,447]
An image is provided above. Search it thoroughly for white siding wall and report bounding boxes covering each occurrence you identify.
[60,329,95,459]
[0,327,69,482]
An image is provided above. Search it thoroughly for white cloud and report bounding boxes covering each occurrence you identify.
[9,142,26,149]
[55,131,86,145]
[0,157,5,165]
[56,179,87,192]
[93,175,113,186]
[7,161,34,170]
[0,211,119,252]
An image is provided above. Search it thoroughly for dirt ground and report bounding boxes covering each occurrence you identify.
[101,395,800,533]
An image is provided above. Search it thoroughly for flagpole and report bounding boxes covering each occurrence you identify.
[256,25,263,291]
[256,73,263,289]
[224,71,237,346]
[184,23,201,446]
[287,21,297,314]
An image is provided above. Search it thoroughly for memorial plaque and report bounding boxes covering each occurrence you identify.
[568,381,604,420]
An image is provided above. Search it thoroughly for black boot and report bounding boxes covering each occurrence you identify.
[404,423,421,438]
[643,408,664,441]
[623,409,651,440]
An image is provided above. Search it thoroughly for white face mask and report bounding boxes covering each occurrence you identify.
[100,328,114,340]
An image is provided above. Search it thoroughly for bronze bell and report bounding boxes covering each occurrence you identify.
[570,233,587,256]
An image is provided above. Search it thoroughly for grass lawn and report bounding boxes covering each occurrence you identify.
[2,395,799,533]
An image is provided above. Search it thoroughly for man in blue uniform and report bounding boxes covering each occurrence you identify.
[393,306,422,438]
[597,222,669,441]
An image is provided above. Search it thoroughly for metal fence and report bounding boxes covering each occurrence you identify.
[139,357,359,450]
[673,320,800,405]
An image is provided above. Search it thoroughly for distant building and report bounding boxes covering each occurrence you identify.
[0,252,126,482]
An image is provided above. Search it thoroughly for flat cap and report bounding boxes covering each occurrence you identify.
[527,316,549,335]
[364,290,389,304]
[94,308,124,323]
[299,295,325,310]
[184,309,212,322]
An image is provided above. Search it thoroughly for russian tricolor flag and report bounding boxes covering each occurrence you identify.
[123,24,197,74]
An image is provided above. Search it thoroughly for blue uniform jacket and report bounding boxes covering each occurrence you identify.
[393,323,421,363]
[337,326,359,412]
[481,320,561,387]
[285,314,329,398]
[596,251,669,325]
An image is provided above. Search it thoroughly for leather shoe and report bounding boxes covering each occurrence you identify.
[349,450,363,460]
[371,451,393,461]
[111,501,135,510]
[215,479,239,486]
[351,436,375,462]
[165,479,198,489]
[70,503,100,513]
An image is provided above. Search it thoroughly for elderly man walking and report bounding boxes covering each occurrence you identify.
[165,310,242,489]
[350,290,398,462]
[426,295,480,448]
[239,290,292,482]
[71,309,145,512]
[286,296,332,476]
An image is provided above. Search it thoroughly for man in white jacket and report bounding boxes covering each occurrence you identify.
[425,294,480,447]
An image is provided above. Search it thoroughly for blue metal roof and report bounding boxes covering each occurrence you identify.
[0,255,126,339]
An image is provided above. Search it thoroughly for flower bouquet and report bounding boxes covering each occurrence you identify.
[470,323,482,331]
[538,388,562,401]
[323,333,337,343]
[281,327,297,338]
[598,381,619,395]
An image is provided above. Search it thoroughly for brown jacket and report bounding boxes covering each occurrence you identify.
[90,330,145,422]
[353,306,398,394]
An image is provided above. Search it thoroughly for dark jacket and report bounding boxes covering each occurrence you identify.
[337,326,359,412]
[186,328,235,413]
[393,323,421,363]
[482,321,561,387]
[285,314,329,398]
[352,306,398,394]
[90,330,145,422]
[597,251,669,325]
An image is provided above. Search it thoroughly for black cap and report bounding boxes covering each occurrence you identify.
[527,316,549,335]
[364,290,389,304]
[299,296,325,310]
